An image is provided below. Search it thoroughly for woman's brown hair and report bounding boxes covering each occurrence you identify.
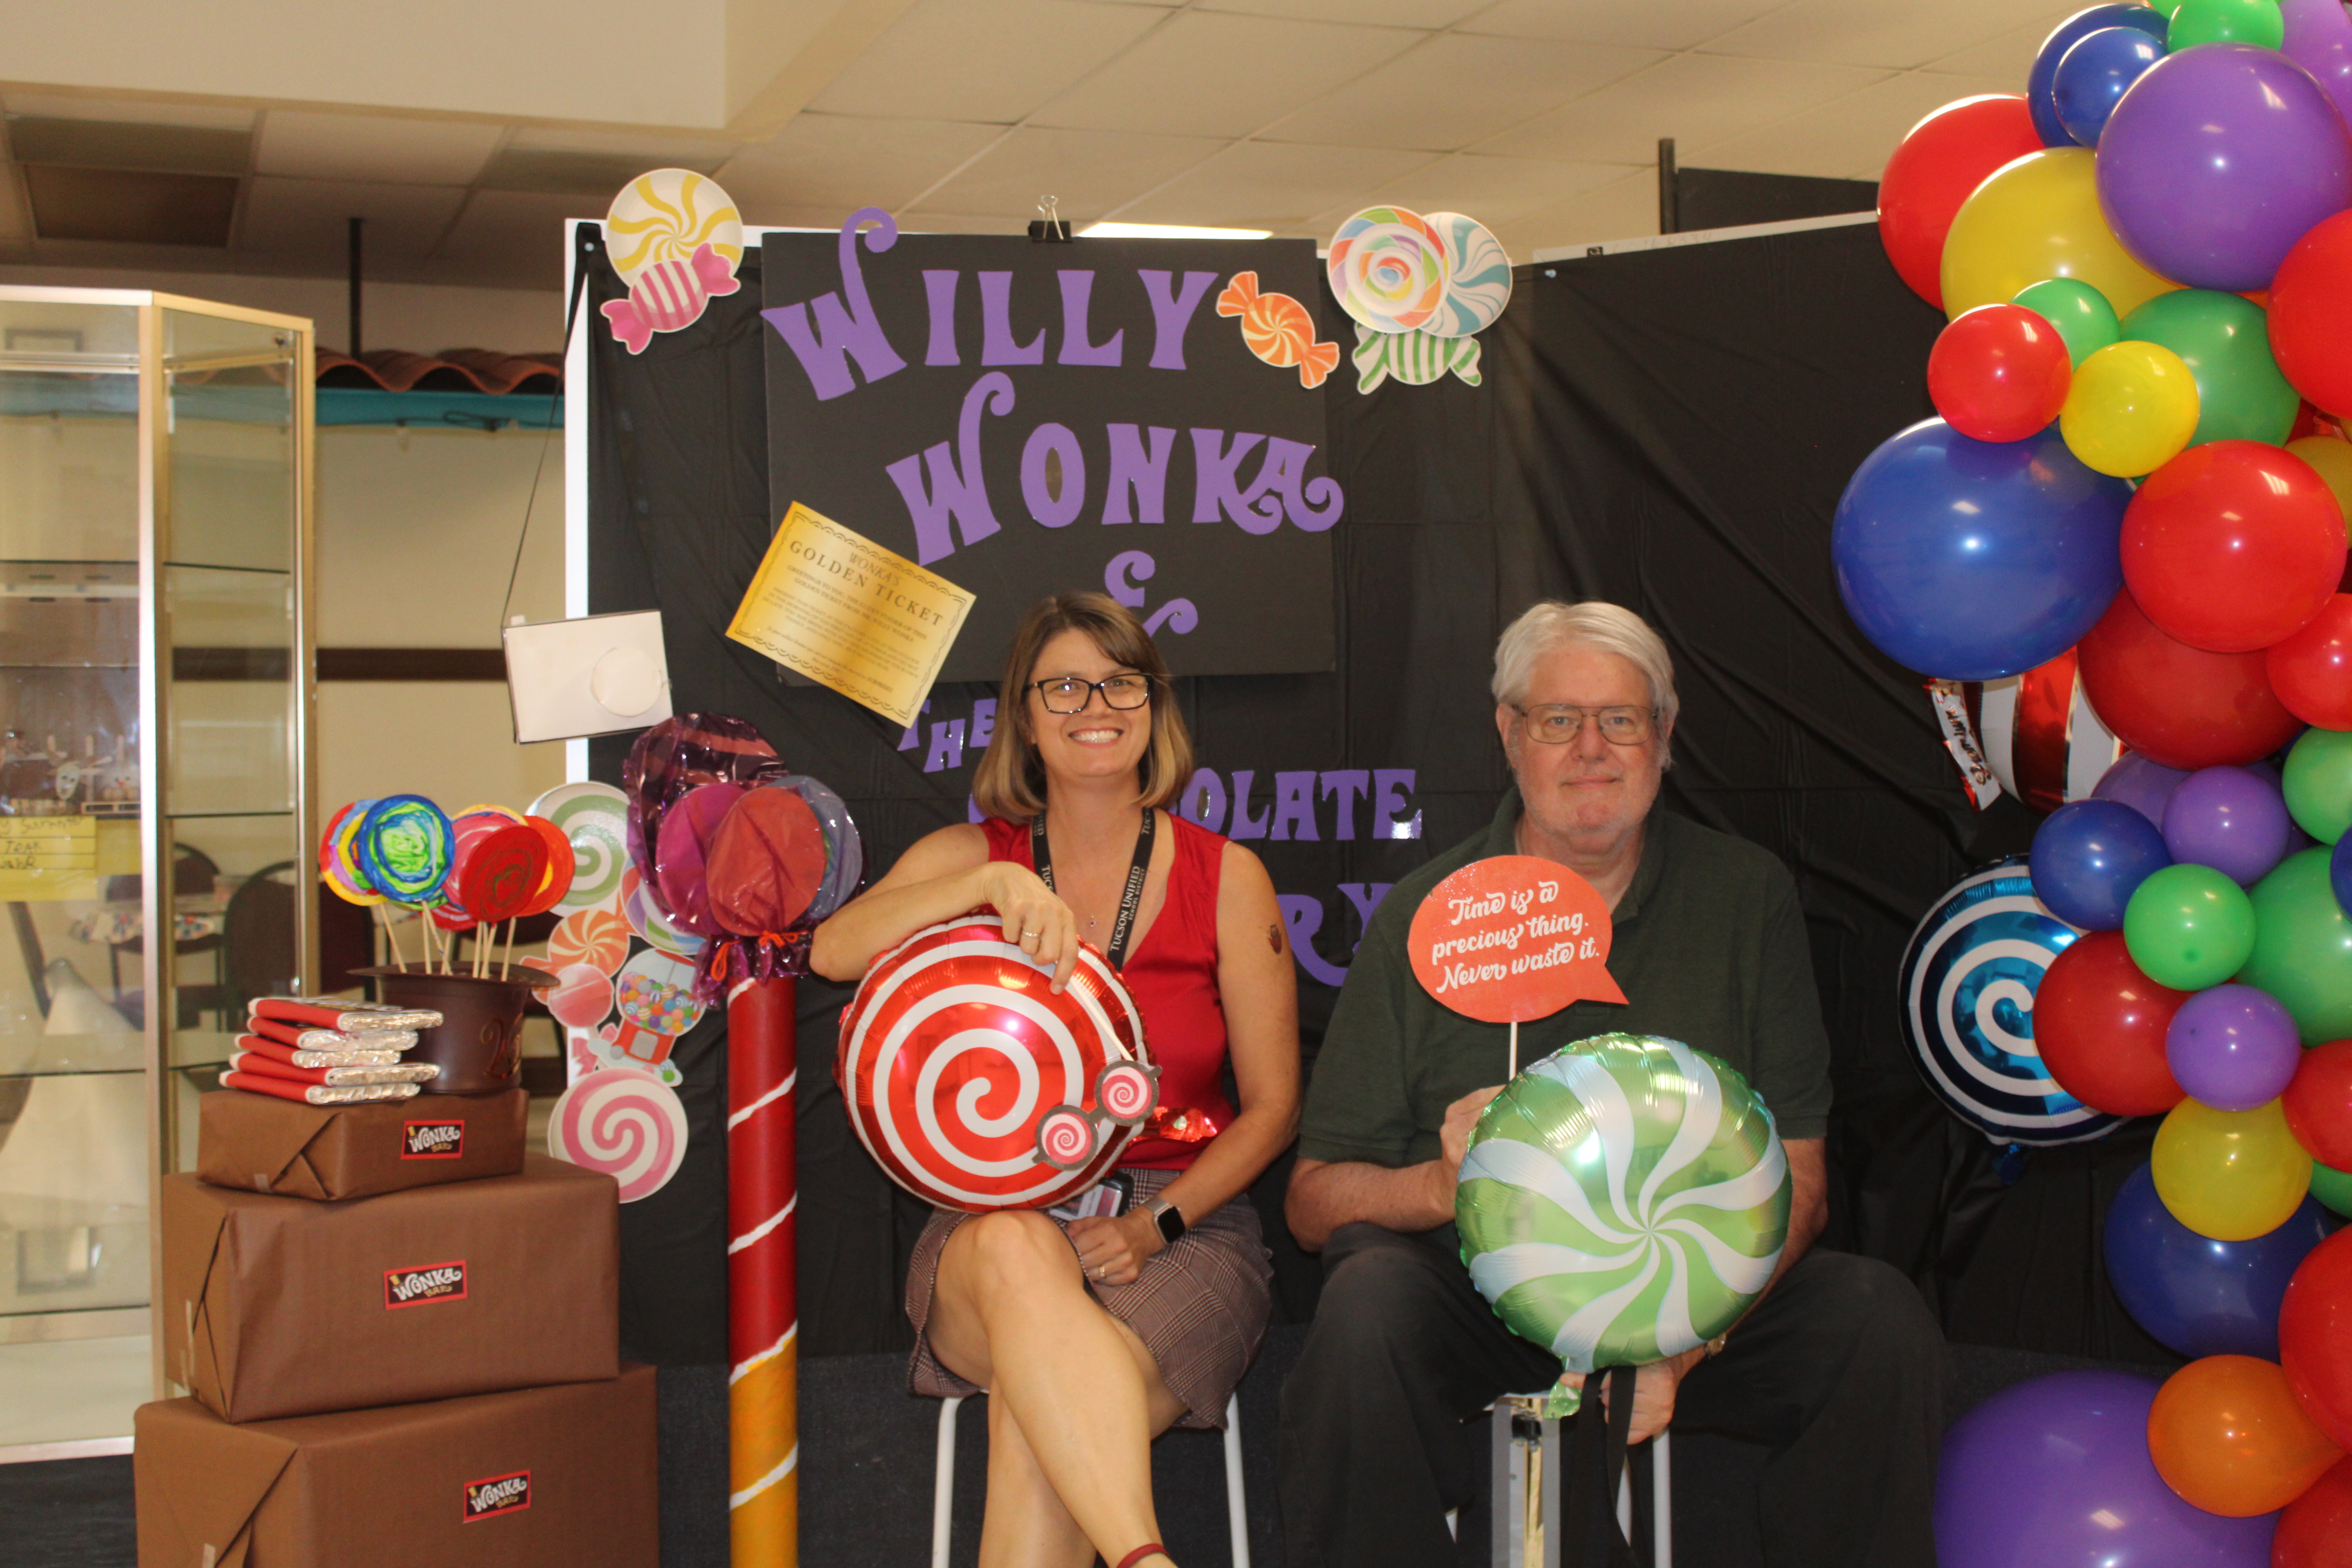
[969,591,1195,822]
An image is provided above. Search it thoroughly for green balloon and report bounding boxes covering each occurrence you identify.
[1457,1033,1789,1374]
[2239,848,2352,1042]
[2124,863,2258,990]
[2314,1160,2352,1218]
[2283,728,2352,845]
[2168,0,2286,49]
[2015,278,2121,369]
[2119,290,2299,446]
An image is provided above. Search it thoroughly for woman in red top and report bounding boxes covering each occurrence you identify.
[811,592,1299,1568]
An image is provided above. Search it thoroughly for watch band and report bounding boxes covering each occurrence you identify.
[1147,1196,1186,1246]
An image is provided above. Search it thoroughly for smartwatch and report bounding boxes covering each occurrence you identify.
[1146,1196,1187,1247]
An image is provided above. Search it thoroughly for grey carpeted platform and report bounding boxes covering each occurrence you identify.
[0,1334,2152,1568]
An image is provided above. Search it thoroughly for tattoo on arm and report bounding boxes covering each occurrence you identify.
[1268,922,1285,955]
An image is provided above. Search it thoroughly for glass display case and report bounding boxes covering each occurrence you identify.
[0,288,315,1453]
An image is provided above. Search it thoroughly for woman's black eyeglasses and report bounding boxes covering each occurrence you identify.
[1031,675,1152,713]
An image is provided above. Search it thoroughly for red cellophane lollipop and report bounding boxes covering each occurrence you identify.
[701,785,829,993]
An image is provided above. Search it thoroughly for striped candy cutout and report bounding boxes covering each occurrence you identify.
[1353,322,1483,393]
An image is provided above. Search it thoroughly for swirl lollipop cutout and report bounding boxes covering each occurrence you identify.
[538,906,630,975]
[1422,212,1512,339]
[529,782,630,914]
[358,796,454,904]
[604,169,743,289]
[836,913,1152,1213]
[1327,205,1450,334]
[547,1065,689,1203]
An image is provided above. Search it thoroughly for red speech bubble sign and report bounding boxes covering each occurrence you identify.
[1407,855,1626,1023]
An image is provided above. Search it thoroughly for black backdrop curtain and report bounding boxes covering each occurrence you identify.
[583,218,2180,1372]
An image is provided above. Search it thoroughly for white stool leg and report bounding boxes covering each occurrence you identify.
[1224,1392,1250,1568]
[1615,1451,1633,1542]
[1653,1430,1672,1568]
[932,1396,963,1568]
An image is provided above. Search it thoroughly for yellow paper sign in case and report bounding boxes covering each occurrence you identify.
[0,815,100,901]
[726,503,973,729]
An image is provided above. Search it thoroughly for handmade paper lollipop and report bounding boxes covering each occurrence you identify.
[434,812,509,925]
[521,815,576,916]
[1327,205,1450,333]
[624,714,780,921]
[455,821,548,926]
[1457,1033,1791,1373]
[319,801,381,905]
[654,780,746,938]
[358,796,453,905]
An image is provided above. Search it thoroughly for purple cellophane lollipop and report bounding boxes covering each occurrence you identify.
[624,715,779,920]
[655,781,745,938]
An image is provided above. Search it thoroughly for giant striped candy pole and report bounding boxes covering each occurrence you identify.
[728,974,797,1563]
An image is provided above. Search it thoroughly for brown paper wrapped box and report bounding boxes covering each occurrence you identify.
[135,1364,657,1568]
[163,1155,618,1423]
[196,1085,527,1200]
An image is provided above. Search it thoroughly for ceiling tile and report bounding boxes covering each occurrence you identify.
[1699,0,2071,70]
[1490,167,1662,254]
[431,189,599,289]
[809,0,1171,123]
[1458,0,1791,51]
[0,93,254,131]
[1116,140,1433,227]
[719,114,1004,212]
[917,126,1223,223]
[238,177,467,262]
[1926,8,2082,80]
[894,209,1033,236]
[255,113,503,185]
[1032,11,1424,138]
[1691,70,2018,179]
[502,126,742,162]
[1478,52,1893,166]
[1349,152,1632,227]
[1261,34,1662,152]
[1198,0,1488,23]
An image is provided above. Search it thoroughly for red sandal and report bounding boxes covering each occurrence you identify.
[1114,1546,1169,1568]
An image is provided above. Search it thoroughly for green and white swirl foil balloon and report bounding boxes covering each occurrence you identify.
[1457,1033,1791,1374]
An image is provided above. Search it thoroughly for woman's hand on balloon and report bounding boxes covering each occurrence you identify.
[979,862,1082,992]
[1068,1208,1162,1287]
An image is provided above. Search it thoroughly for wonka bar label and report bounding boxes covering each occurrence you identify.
[402,1120,464,1160]
[384,1260,467,1309]
[463,1470,530,1522]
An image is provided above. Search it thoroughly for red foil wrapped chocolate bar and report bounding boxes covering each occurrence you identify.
[249,996,443,1033]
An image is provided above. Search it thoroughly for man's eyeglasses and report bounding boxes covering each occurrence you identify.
[1513,704,1657,746]
[1032,675,1152,713]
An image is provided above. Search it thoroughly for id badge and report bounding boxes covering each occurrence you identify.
[1047,1171,1134,1222]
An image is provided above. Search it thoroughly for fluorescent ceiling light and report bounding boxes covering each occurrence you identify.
[1077,222,1273,240]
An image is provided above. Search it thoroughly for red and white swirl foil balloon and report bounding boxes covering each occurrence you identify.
[837,914,1152,1212]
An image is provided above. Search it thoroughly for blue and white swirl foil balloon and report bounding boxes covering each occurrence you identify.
[1900,855,2118,1146]
[1457,1034,1790,1373]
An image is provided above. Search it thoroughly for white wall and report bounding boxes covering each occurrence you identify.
[0,264,563,354]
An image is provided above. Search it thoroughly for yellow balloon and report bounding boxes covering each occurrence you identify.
[2061,341,2201,477]
[2152,1098,2312,1241]
[2288,436,2352,531]
[1941,148,2180,320]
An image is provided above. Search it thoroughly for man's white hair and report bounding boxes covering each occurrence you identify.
[1490,600,1680,739]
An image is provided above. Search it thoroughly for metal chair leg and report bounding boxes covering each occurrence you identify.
[1652,1430,1672,1568]
[932,1395,963,1568]
[1224,1392,1250,1568]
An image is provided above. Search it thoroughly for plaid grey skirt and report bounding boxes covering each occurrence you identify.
[905,1167,1273,1430]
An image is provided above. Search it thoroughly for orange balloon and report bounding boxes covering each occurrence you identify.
[2148,1355,2345,1517]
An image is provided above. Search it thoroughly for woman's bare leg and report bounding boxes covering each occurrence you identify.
[929,1210,1188,1566]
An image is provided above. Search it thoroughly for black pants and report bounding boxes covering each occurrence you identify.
[1276,1224,1944,1568]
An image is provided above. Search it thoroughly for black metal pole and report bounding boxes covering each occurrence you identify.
[1657,139,1679,235]
[347,217,363,357]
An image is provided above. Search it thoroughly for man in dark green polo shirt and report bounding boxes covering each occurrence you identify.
[1277,601,1941,1568]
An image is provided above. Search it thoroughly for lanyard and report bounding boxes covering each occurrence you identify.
[1030,808,1156,969]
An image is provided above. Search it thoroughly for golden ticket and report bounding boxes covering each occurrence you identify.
[726,502,973,728]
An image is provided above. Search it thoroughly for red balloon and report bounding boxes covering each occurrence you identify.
[835,913,1152,1213]
[2033,930,2189,1116]
[1927,304,2073,442]
[2282,1229,2352,1452]
[2272,595,2352,730]
[1878,95,2044,309]
[2078,590,2307,768]
[2120,441,2347,653]
[2286,1040,2352,1171]
[2275,1454,2352,1568]
[2272,209,2352,419]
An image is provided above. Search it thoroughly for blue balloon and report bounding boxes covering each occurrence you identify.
[1833,419,2131,681]
[2103,1163,2330,1359]
[2029,3,2170,145]
[2031,799,2172,929]
[2331,830,2352,919]
[2053,25,2164,146]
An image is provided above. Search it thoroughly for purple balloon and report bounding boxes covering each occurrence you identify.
[2096,43,2352,291]
[2095,751,2190,828]
[2162,766,2293,884]
[1935,1370,2277,1568]
[2282,0,2352,133]
[2165,983,2303,1110]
